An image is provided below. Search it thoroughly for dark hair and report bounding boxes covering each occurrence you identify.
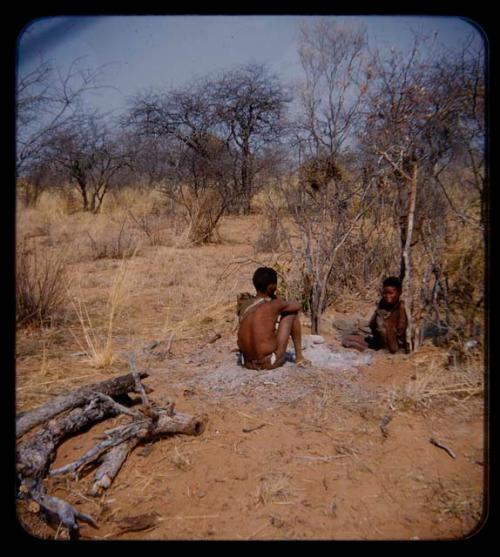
[252,267,277,293]
[383,276,402,292]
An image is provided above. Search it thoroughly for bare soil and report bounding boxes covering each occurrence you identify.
[16,214,486,541]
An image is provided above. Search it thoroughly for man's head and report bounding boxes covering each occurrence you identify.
[381,276,402,306]
[252,267,278,296]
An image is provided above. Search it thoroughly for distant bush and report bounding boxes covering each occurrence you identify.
[254,213,284,253]
[86,220,139,260]
[16,242,67,328]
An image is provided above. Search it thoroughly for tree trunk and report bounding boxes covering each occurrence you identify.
[309,283,321,335]
[16,371,149,438]
[239,146,253,215]
[401,163,418,351]
[77,179,89,211]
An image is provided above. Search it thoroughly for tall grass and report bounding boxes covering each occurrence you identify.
[68,254,136,368]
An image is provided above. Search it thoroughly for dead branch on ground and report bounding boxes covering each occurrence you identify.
[16,364,207,540]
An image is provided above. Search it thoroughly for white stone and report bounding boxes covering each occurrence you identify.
[309,335,325,344]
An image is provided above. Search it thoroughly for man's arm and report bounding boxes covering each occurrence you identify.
[273,297,301,314]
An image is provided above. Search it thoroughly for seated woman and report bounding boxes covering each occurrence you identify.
[342,276,409,354]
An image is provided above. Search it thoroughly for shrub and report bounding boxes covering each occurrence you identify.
[254,213,284,253]
[16,242,67,328]
[86,220,139,260]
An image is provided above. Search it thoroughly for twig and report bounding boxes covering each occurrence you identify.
[430,437,457,459]
[379,415,392,438]
[246,521,269,540]
[128,354,150,407]
[294,454,348,462]
[54,520,63,540]
[242,423,266,433]
[165,332,175,354]
[93,392,142,419]
[172,514,219,520]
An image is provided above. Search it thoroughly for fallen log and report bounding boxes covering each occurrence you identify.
[90,437,141,496]
[16,368,207,540]
[16,371,150,438]
[17,394,123,480]
[48,410,205,478]
[30,483,98,540]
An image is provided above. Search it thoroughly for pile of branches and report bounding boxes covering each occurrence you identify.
[16,358,207,539]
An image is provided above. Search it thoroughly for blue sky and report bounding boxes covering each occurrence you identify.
[17,15,485,115]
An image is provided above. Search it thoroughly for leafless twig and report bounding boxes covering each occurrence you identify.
[430,437,457,459]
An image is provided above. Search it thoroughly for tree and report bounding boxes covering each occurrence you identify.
[46,114,131,213]
[295,19,369,159]
[16,58,106,178]
[272,20,372,335]
[274,159,374,334]
[360,31,485,349]
[127,64,289,218]
[213,64,290,214]
[128,85,235,243]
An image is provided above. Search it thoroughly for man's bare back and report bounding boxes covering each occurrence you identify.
[237,267,310,370]
[238,296,287,359]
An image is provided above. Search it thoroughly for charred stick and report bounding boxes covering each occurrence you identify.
[430,437,457,459]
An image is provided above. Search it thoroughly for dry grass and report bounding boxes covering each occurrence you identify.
[256,473,297,506]
[85,219,140,260]
[387,353,484,411]
[171,446,192,471]
[147,247,240,341]
[428,478,483,531]
[67,254,137,368]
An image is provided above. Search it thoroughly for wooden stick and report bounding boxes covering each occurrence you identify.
[242,423,266,433]
[17,396,121,480]
[165,332,175,354]
[430,437,457,459]
[16,371,149,438]
[89,437,141,496]
[128,354,150,407]
[379,415,392,438]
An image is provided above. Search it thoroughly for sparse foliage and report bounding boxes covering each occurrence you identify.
[45,114,131,213]
[360,31,485,350]
[16,241,67,328]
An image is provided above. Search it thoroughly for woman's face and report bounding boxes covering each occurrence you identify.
[382,285,400,306]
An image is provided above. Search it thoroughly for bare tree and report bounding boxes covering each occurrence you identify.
[127,85,235,243]
[17,159,59,207]
[212,64,290,214]
[46,114,131,213]
[360,31,485,349]
[268,20,372,334]
[295,19,369,159]
[16,58,107,178]
[274,162,374,334]
[431,38,486,229]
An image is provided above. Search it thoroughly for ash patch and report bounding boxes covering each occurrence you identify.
[302,335,373,368]
[178,336,373,409]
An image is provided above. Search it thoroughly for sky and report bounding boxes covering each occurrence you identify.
[17,15,485,115]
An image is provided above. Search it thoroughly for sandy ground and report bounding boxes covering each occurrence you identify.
[15,214,486,541]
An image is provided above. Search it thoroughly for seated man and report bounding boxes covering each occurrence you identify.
[237,267,309,370]
[342,276,409,354]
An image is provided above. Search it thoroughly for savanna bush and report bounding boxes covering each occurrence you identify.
[16,241,67,328]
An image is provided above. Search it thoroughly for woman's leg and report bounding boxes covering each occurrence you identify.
[342,334,370,351]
